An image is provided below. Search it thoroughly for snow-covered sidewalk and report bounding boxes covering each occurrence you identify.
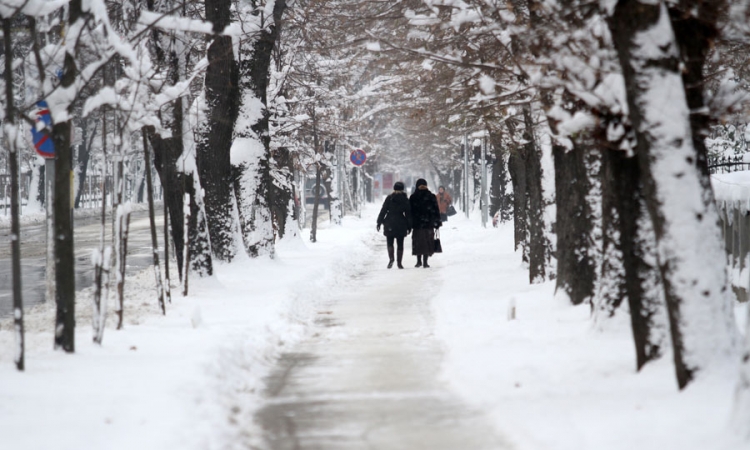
[254,235,506,449]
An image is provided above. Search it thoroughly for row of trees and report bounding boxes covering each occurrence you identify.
[302,0,750,433]
[0,0,379,368]
[2,0,426,369]
[3,0,750,435]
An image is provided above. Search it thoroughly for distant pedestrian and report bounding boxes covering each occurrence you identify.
[437,186,453,223]
[377,181,411,269]
[410,178,441,268]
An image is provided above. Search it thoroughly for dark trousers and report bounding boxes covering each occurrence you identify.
[387,236,405,250]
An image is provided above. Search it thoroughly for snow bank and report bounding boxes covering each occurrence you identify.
[432,216,746,450]
[0,211,379,450]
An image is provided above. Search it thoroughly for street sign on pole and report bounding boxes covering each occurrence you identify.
[31,101,55,159]
[350,149,367,166]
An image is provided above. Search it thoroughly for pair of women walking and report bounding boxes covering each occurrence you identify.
[376,179,442,269]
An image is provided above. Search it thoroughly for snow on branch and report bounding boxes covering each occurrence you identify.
[137,10,261,37]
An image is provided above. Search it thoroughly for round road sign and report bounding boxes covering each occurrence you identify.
[350,149,367,166]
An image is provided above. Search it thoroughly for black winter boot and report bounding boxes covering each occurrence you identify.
[387,246,395,269]
[423,255,430,268]
[397,246,404,269]
[415,255,422,268]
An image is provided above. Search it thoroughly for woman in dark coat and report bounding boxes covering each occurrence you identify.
[377,181,412,269]
[409,178,441,268]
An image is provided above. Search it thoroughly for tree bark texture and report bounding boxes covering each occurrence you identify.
[4,17,24,370]
[310,163,321,243]
[523,106,547,284]
[609,0,736,388]
[271,146,296,239]
[149,127,186,278]
[667,0,722,191]
[553,139,595,305]
[249,0,288,249]
[143,131,165,314]
[197,0,240,261]
[600,147,668,370]
[489,130,511,223]
[74,118,95,208]
[508,147,528,262]
[146,0,189,279]
[52,0,82,352]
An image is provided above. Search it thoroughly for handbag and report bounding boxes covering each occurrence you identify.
[434,230,443,253]
[447,205,457,216]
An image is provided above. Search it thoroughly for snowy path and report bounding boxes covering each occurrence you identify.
[255,243,509,450]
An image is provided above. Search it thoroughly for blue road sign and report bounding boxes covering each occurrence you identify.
[350,149,367,166]
[31,101,54,158]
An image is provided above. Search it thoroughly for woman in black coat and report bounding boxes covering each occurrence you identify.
[409,178,441,268]
[377,181,412,269]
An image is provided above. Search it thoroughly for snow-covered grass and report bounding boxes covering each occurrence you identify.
[0,211,378,450]
[433,214,747,450]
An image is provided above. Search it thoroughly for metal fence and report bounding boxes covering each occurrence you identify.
[708,155,750,174]
[0,172,159,215]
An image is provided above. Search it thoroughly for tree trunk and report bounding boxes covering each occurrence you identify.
[523,105,546,284]
[667,0,719,189]
[609,0,736,388]
[149,129,186,278]
[508,146,528,261]
[186,172,213,276]
[114,206,131,330]
[74,118,95,208]
[233,1,287,257]
[52,0,82,352]
[197,0,240,261]
[143,130,165,314]
[235,0,288,255]
[4,17,24,370]
[600,147,668,370]
[553,137,595,305]
[92,107,110,344]
[323,169,341,226]
[270,146,296,239]
[146,0,187,279]
[489,130,511,223]
[310,164,321,243]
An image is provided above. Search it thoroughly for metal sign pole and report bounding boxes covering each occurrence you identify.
[481,135,488,228]
[45,158,55,303]
[357,167,363,218]
[463,134,470,218]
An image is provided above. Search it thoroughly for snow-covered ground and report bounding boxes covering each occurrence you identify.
[434,215,748,450]
[0,212,378,450]
[0,204,747,450]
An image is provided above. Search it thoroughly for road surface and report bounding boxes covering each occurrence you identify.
[0,209,163,317]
